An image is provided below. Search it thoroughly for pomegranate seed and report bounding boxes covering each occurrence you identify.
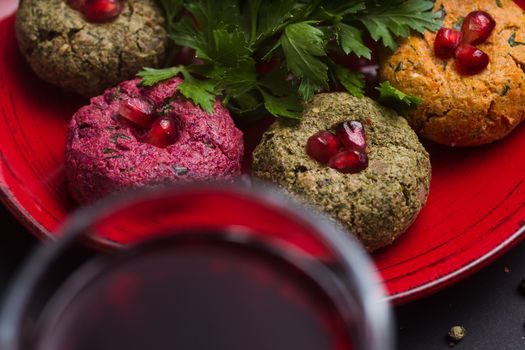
[119,97,155,128]
[144,116,179,148]
[67,0,86,11]
[336,121,367,151]
[434,28,463,59]
[461,11,496,45]
[306,131,342,164]
[455,44,489,75]
[329,150,368,174]
[173,46,196,66]
[83,0,123,23]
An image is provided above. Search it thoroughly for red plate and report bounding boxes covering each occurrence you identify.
[1,3,524,304]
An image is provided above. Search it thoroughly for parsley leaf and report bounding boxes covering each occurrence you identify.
[138,66,216,113]
[376,81,422,116]
[185,0,243,46]
[159,0,183,32]
[280,22,328,100]
[258,65,297,97]
[339,2,366,16]
[255,0,296,40]
[171,17,208,57]
[217,59,258,99]
[360,0,442,50]
[336,23,371,59]
[242,0,263,42]
[334,65,365,98]
[138,67,183,86]
[317,1,366,20]
[228,91,264,117]
[178,68,217,113]
[257,65,303,119]
[259,89,303,119]
[209,27,252,66]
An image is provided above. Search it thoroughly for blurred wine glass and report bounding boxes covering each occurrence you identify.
[0,182,394,350]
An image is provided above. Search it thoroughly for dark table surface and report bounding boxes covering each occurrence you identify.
[0,203,524,350]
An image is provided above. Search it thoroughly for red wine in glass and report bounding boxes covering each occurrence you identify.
[34,234,353,350]
[0,184,393,350]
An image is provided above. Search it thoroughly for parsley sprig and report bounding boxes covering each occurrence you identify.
[139,0,441,119]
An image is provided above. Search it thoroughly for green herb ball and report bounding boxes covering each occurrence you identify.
[252,93,431,252]
[16,0,168,97]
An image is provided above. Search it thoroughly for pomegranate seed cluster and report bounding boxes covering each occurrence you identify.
[67,0,124,23]
[434,11,495,75]
[119,97,180,148]
[306,120,368,174]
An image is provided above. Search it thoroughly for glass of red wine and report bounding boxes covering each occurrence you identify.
[0,182,393,350]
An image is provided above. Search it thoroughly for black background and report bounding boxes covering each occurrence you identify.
[0,204,524,349]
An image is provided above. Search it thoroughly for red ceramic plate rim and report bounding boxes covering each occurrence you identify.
[0,188,53,241]
[1,181,524,304]
[388,226,525,301]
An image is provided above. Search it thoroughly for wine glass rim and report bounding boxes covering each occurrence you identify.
[0,180,394,350]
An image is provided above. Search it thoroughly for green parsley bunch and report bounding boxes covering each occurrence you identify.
[139,0,441,119]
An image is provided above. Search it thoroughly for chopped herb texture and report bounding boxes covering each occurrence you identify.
[110,133,131,144]
[500,85,510,96]
[139,0,440,119]
[102,148,118,154]
[173,165,190,175]
[508,32,525,47]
